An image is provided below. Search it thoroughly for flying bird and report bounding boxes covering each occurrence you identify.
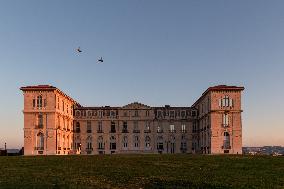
[98,57,104,63]
[76,47,82,53]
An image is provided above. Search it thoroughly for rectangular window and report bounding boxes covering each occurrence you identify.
[123,121,128,132]
[133,121,139,132]
[44,99,47,107]
[157,111,162,118]
[181,124,186,132]
[87,121,92,133]
[223,114,229,126]
[146,110,149,117]
[145,122,150,131]
[170,110,175,118]
[98,111,103,118]
[110,111,115,118]
[170,125,175,132]
[33,99,36,108]
[98,121,102,132]
[111,122,116,133]
[134,110,139,117]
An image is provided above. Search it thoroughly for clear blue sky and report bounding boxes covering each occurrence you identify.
[0,1,283,148]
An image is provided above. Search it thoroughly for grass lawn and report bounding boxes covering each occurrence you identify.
[0,154,283,189]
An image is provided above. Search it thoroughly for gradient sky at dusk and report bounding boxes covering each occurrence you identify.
[0,1,283,148]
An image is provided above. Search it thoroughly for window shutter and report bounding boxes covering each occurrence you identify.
[219,99,222,107]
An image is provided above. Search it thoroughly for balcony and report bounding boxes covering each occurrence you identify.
[222,145,231,149]
[97,130,103,133]
[98,147,105,150]
[34,147,44,150]
[181,130,187,133]
[110,130,116,133]
[35,124,44,129]
[222,124,229,128]
[169,130,176,133]
[122,129,129,133]
[133,130,140,133]
[87,130,92,133]
[144,130,151,133]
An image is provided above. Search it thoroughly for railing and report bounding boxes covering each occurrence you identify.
[87,130,92,133]
[97,130,103,133]
[122,129,129,133]
[169,130,176,133]
[133,130,140,133]
[34,147,44,150]
[86,148,93,151]
[144,130,151,133]
[110,130,116,133]
[222,145,231,149]
[98,147,105,150]
[222,124,229,128]
[35,124,44,129]
[181,130,187,133]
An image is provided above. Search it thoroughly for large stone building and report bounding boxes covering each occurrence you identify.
[20,85,244,155]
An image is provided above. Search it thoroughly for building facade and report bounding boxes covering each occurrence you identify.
[20,85,244,155]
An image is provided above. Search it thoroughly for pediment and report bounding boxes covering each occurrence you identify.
[122,102,151,109]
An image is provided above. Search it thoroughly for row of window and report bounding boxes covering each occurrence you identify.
[74,136,187,152]
[76,110,149,118]
[76,121,187,133]
[75,109,194,119]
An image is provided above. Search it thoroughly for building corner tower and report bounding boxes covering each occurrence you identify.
[20,85,78,155]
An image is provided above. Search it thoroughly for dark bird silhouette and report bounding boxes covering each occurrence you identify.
[77,47,82,53]
[98,57,103,63]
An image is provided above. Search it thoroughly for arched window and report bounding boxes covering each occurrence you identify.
[157,136,163,151]
[223,132,230,149]
[123,136,128,148]
[98,136,104,149]
[86,136,92,150]
[110,135,116,150]
[134,136,139,148]
[36,132,44,150]
[145,136,151,148]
